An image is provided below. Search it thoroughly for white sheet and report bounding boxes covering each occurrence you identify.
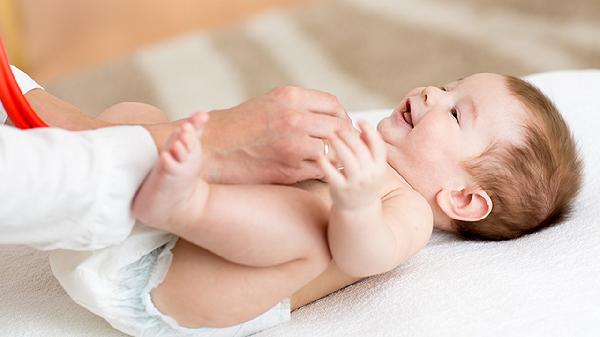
[0,70,598,337]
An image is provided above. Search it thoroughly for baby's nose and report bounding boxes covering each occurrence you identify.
[421,86,445,106]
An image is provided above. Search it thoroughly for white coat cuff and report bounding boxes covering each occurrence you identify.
[72,126,158,250]
[0,65,44,124]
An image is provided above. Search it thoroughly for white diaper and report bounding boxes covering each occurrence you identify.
[50,226,291,337]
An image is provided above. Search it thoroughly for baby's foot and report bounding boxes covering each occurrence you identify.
[133,112,210,233]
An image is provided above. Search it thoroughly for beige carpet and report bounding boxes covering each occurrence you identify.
[45,0,600,119]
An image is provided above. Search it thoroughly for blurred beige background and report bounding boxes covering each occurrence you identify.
[0,0,307,80]
[1,0,599,117]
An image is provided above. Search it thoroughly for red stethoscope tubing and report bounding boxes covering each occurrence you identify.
[0,37,47,129]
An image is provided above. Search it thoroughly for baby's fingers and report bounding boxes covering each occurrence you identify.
[329,133,359,178]
[337,129,371,166]
[358,120,386,163]
[317,154,345,187]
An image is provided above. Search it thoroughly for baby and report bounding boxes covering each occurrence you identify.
[50,73,581,337]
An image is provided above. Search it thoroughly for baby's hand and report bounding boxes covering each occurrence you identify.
[318,121,388,210]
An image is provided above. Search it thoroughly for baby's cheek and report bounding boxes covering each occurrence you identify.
[415,122,447,147]
[419,129,461,162]
[404,133,436,163]
[464,132,489,157]
[430,117,453,135]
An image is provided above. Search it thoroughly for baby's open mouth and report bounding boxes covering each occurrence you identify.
[402,99,414,128]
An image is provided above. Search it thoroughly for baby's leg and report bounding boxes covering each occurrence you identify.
[151,239,329,328]
[133,113,330,268]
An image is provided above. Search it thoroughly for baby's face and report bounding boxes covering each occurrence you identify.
[378,73,527,216]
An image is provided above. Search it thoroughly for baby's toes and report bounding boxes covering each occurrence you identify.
[170,139,189,163]
[189,111,209,132]
[158,151,180,175]
[163,127,183,154]
[181,123,199,151]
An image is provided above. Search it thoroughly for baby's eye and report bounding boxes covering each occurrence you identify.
[440,86,448,92]
[450,108,459,123]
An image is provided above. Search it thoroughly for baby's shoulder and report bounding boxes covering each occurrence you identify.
[383,185,431,207]
[382,187,433,231]
[382,188,434,257]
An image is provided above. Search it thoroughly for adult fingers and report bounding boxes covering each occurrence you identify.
[272,86,347,118]
[300,88,347,118]
[299,136,341,164]
[297,136,327,161]
[292,160,325,181]
[279,159,339,183]
[298,113,353,139]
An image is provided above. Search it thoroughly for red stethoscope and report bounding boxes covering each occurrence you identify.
[0,37,47,129]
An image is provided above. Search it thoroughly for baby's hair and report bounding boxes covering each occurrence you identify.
[452,76,583,240]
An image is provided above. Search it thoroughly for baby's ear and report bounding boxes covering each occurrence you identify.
[435,187,492,222]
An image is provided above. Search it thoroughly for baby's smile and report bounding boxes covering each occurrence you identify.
[392,99,414,129]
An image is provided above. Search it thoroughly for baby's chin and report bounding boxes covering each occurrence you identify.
[376,116,393,136]
[376,117,386,131]
[377,112,409,139]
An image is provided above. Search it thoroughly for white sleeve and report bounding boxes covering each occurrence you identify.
[0,124,157,250]
[0,65,44,124]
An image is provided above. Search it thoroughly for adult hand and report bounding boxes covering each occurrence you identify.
[200,86,353,184]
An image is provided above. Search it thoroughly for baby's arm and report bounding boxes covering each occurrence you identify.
[319,122,433,277]
[329,190,432,277]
